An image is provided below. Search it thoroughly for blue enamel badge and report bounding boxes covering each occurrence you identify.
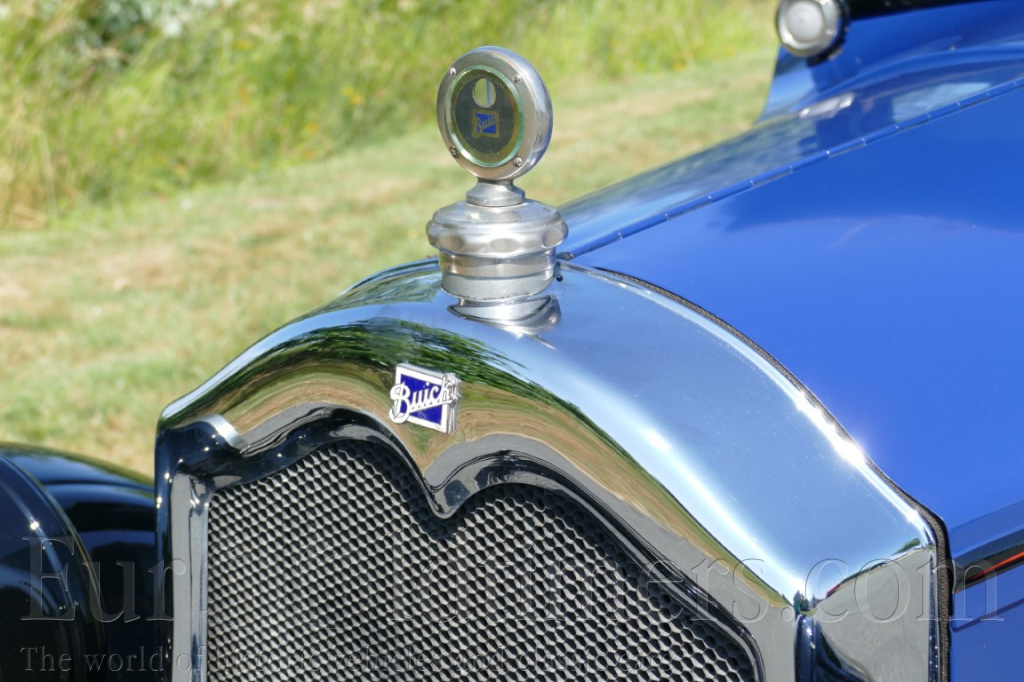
[471,110,499,138]
[387,364,461,434]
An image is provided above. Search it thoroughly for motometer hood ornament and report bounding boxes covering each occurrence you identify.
[429,47,567,322]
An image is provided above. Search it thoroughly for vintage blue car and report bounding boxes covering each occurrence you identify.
[3,0,1023,679]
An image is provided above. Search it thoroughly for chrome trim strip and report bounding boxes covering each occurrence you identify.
[157,261,942,682]
[199,413,247,451]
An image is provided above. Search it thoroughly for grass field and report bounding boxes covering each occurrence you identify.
[1,0,773,225]
[0,5,779,474]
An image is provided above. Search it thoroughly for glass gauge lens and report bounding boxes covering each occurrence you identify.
[449,68,523,167]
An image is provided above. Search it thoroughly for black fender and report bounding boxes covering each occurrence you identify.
[0,444,156,680]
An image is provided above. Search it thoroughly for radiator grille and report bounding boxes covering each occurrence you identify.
[205,440,756,681]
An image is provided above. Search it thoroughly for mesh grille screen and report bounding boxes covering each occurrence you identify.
[205,440,756,681]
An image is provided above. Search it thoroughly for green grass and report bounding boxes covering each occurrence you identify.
[0,5,778,474]
[0,0,771,226]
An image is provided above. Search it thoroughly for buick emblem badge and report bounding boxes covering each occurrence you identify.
[387,364,461,434]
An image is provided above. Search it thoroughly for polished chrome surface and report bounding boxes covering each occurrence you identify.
[430,47,567,310]
[776,0,845,59]
[428,181,567,306]
[437,47,552,181]
[158,261,941,682]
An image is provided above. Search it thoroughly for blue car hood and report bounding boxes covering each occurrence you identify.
[563,5,1024,564]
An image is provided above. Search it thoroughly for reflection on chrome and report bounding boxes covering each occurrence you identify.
[799,92,855,120]
[157,261,942,682]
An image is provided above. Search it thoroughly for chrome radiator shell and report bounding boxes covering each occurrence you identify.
[156,262,942,681]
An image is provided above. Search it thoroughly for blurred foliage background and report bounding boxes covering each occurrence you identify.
[1,0,770,227]
[0,0,778,472]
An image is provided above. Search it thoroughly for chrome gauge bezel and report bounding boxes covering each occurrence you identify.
[437,47,552,181]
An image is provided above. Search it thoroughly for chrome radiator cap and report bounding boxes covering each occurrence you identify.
[429,47,567,320]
